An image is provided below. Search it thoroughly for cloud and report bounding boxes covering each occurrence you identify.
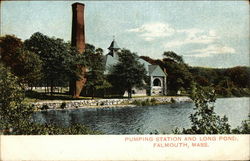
[186,45,236,57]
[164,29,219,48]
[127,22,175,41]
[128,23,235,58]
[128,23,219,45]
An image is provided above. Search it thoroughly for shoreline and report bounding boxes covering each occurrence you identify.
[31,96,192,111]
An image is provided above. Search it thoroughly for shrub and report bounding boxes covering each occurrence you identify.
[215,86,232,97]
[231,88,242,97]
[60,102,66,109]
[0,63,101,135]
[174,86,231,134]
[150,98,157,104]
[41,104,49,110]
[240,88,250,96]
[170,98,176,103]
[132,99,159,106]
[232,115,250,134]
[131,100,142,106]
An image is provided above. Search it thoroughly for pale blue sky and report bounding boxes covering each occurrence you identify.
[1,1,249,68]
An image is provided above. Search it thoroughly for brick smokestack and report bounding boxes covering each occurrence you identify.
[71,2,85,53]
[70,2,87,98]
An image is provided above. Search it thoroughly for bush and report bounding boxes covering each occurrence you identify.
[141,100,148,106]
[232,115,250,134]
[0,63,101,135]
[132,98,159,106]
[131,100,142,106]
[60,102,66,109]
[170,98,176,103]
[174,86,231,134]
[231,88,242,97]
[150,98,157,104]
[240,88,250,96]
[15,123,102,135]
[215,86,232,97]
[41,104,49,110]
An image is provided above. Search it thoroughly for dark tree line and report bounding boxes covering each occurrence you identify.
[141,51,250,97]
[1,33,249,98]
[0,33,97,96]
[0,33,147,99]
[24,32,88,95]
[189,66,250,97]
[0,35,42,87]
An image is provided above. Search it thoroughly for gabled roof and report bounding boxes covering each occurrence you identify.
[148,65,167,77]
[138,59,151,76]
[104,54,119,74]
[104,40,166,78]
[108,40,120,50]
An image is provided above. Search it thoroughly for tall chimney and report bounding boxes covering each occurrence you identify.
[71,2,85,53]
[70,2,87,98]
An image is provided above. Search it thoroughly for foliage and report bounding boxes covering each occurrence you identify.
[0,63,33,132]
[11,123,101,135]
[0,63,100,135]
[109,49,147,98]
[162,52,193,94]
[24,32,88,95]
[189,66,250,97]
[175,86,231,134]
[232,115,250,134]
[60,102,67,109]
[0,35,23,64]
[224,66,250,88]
[84,44,111,98]
[142,55,250,97]
[141,51,193,95]
[163,51,184,64]
[0,35,42,85]
[132,98,158,106]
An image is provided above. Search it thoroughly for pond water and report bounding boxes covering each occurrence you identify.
[33,97,249,134]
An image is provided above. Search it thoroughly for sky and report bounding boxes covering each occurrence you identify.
[1,1,249,68]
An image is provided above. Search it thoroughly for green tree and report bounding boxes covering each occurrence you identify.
[174,85,231,134]
[0,35,42,87]
[232,115,250,134]
[189,67,219,86]
[0,63,100,135]
[162,51,193,94]
[0,35,23,66]
[225,66,250,88]
[0,63,33,133]
[109,49,147,98]
[85,45,111,98]
[24,32,88,95]
[163,51,184,64]
[24,32,66,94]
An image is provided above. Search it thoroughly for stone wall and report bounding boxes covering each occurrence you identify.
[32,96,192,110]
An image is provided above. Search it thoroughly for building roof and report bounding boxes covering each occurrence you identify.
[138,59,151,76]
[148,65,167,77]
[104,54,119,74]
[108,40,120,50]
[104,54,167,77]
[104,40,166,77]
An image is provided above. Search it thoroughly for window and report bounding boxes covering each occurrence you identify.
[153,78,161,86]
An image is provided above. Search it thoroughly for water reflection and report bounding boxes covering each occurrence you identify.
[33,97,249,134]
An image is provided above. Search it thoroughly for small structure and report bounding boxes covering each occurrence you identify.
[104,39,167,96]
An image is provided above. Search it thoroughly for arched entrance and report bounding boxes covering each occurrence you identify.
[153,78,161,86]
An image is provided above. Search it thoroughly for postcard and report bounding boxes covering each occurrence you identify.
[0,1,249,160]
